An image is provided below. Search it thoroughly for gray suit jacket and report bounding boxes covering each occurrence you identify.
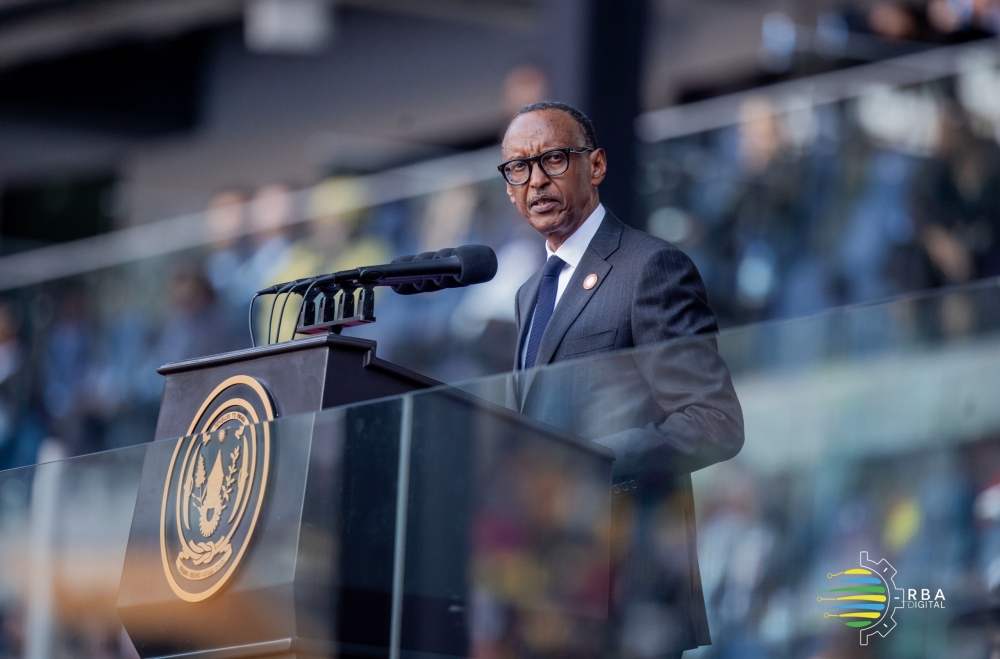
[513,211,744,654]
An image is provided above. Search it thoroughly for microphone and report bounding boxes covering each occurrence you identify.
[389,245,498,295]
[256,244,498,296]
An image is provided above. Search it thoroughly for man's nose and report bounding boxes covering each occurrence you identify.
[528,161,551,188]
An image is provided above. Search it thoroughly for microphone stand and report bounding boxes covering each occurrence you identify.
[296,282,377,335]
[249,243,495,344]
[267,281,297,345]
[248,293,260,347]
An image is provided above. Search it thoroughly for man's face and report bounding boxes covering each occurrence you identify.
[501,110,607,249]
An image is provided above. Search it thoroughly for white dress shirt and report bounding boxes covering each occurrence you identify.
[521,203,606,368]
[546,203,605,306]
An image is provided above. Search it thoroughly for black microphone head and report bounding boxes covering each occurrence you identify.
[389,245,497,295]
[389,252,445,295]
[389,254,419,295]
[432,247,463,289]
[453,244,498,286]
[411,251,444,294]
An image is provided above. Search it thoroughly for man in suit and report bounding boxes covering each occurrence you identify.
[500,101,745,657]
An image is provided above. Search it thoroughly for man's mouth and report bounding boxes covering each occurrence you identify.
[529,196,560,212]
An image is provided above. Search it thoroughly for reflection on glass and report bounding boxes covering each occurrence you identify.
[0,280,999,657]
[507,327,744,657]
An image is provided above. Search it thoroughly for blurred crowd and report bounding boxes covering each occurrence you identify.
[848,0,1000,43]
[679,0,1000,106]
[688,435,1000,659]
[2,43,1000,486]
[641,54,1000,326]
[0,174,544,471]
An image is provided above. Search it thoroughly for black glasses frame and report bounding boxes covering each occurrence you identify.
[497,147,595,185]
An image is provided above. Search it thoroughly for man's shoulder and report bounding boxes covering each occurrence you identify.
[604,212,693,264]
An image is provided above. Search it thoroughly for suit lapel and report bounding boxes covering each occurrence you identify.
[534,251,611,367]
[518,213,624,410]
[533,213,623,367]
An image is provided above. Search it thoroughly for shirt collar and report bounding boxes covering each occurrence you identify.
[545,203,606,267]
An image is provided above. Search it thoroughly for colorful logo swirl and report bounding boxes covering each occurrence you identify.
[819,568,888,628]
[818,552,903,645]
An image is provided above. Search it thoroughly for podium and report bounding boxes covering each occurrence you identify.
[116,334,614,659]
[150,333,440,442]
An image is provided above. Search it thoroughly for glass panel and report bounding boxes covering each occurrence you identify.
[447,278,1000,658]
[400,388,614,659]
[3,279,1000,657]
[0,390,614,658]
[0,443,147,658]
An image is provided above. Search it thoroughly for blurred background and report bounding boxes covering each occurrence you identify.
[1,0,1000,656]
[4,0,1000,467]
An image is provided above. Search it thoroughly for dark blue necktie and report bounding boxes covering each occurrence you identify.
[523,255,566,370]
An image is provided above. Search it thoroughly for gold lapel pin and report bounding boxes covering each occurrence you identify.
[583,273,598,290]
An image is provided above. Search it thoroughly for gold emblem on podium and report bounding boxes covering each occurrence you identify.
[159,375,275,602]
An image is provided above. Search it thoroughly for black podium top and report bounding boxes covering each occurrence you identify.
[154,334,439,442]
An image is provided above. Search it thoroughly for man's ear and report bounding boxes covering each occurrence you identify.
[590,148,608,186]
[506,184,516,204]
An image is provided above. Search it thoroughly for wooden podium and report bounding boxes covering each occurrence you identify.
[117,334,613,659]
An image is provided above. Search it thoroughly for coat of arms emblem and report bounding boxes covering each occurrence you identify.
[159,375,275,602]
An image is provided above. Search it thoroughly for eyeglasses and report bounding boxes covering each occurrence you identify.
[497,147,594,186]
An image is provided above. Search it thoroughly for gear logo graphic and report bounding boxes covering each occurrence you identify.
[818,552,904,645]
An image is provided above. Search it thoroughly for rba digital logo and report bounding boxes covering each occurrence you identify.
[817,551,946,645]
